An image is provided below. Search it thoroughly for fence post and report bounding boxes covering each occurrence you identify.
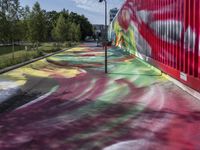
[12,40,15,60]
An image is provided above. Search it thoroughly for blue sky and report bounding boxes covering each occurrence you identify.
[20,0,124,24]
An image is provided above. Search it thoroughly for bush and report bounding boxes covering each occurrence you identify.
[63,42,69,47]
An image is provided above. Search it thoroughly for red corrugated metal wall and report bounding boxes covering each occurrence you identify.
[109,0,200,92]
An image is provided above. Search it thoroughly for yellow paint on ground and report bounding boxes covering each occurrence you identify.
[1,51,84,89]
[67,47,86,52]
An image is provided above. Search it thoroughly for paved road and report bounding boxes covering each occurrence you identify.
[0,43,200,150]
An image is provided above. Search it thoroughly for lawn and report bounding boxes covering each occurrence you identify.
[0,50,41,69]
[0,42,77,70]
[0,45,25,55]
[39,42,76,53]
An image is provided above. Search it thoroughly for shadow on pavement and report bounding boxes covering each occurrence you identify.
[0,98,200,149]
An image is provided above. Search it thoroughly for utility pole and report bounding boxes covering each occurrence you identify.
[99,0,108,73]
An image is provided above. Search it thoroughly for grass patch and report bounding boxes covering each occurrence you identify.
[39,42,78,53]
[0,42,78,70]
[39,43,63,53]
[0,45,25,55]
[0,50,42,70]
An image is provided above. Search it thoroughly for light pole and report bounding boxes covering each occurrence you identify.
[99,0,108,73]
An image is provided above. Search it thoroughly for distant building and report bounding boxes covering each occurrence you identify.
[109,8,118,23]
[93,24,108,40]
[93,24,105,34]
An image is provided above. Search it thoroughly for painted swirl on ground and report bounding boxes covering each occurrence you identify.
[0,44,199,150]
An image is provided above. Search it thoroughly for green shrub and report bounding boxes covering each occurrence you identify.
[0,42,77,70]
[0,45,25,55]
[0,50,42,69]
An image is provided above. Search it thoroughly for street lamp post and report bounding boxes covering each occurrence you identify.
[99,0,108,73]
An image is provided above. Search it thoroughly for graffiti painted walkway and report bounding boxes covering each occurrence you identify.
[0,43,200,150]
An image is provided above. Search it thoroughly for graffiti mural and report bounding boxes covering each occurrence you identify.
[109,0,200,92]
[0,43,200,149]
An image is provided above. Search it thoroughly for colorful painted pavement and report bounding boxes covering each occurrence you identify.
[0,43,200,150]
[108,0,200,92]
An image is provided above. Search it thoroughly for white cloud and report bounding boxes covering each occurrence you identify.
[73,0,104,13]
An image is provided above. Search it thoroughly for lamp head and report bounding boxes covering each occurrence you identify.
[99,0,104,2]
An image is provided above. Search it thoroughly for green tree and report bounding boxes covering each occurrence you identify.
[20,5,30,20]
[20,5,31,41]
[0,0,21,43]
[0,1,92,44]
[68,22,74,42]
[1,0,21,58]
[71,23,81,42]
[0,12,10,42]
[45,11,59,41]
[28,2,47,48]
[75,24,81,42]
[68,13,93,40]
[52,14,68,42]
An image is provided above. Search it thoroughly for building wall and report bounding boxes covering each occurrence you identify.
[93,24,108,41]
[109,8,118,23]
[109,0,200,92]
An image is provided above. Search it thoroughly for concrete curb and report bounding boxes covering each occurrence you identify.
[0,47,73,74]
[163,73,200,100]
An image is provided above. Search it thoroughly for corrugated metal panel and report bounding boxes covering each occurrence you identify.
[109,0,200,91]
[198,0,200,78]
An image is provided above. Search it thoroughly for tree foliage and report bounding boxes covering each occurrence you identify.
[0,0,21,42]
[0,1,93,43]
[52,14,68,42]
[0,12,10,42]
[28,2,47,43]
